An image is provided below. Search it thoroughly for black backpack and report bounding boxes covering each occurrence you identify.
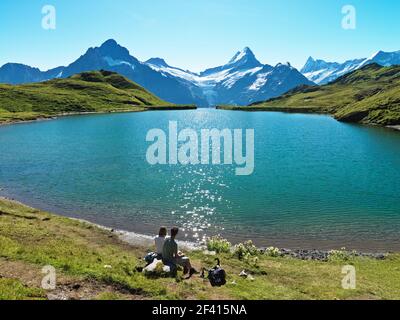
[202,258,226,287]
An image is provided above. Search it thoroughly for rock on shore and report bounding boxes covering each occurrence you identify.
[264,248,388,261]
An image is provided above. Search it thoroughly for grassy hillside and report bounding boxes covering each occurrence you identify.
[219,64,400,126]
[0,197,399,300]
[0,70,195,124]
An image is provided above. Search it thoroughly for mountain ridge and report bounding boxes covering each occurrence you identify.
[0,40,312,107]
[3,40,399,106]
[146,46,313,105]
[301,50,400,84]
[0,70,193,124]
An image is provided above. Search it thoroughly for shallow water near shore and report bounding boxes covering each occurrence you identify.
[0,109,400,251]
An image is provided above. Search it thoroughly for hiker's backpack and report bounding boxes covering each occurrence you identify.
[205,258,226,287]
[144,252,158,265]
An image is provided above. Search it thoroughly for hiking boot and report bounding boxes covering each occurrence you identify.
[183,266,189,275]
[189,268,198,276]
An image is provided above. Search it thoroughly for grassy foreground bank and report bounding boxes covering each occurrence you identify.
[0,197,399,300]
[0,70,195,125]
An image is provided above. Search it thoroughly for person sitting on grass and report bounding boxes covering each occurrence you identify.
[144,227,167,265]
[162,227,197,277]
[154,226,167,259]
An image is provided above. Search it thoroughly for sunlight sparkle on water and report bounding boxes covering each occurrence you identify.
[167,165,231,242]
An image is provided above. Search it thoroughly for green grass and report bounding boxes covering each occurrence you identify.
[0,197,399,300]
[0,278,46,300]
[0,70,195,124]
[218,64,400,126]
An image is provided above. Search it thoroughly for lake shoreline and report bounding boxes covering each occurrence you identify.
[84,220,391,261]
[0,105,197,127]
[1,195,399,300]
[2,106,399,132]
[215,106,400,132]
[0,196,393,260]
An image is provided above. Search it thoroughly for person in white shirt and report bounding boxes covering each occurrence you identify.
[154,226,167,258]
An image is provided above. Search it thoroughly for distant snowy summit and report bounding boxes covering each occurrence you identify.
[146,46,313,106]
[301,50,400,84]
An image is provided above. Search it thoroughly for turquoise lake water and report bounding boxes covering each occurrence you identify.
[1,109,400,250]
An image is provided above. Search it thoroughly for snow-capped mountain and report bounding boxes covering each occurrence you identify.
[59,39,207,106]
[0,40,207,106]
[301,57,365,85]
[200,47,263,78]
[0,40,312,106]
[301,50,400,85]
[146,47,313,105]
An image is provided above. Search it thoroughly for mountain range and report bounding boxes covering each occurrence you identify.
[301,50,400,85]
[145,46,314,106]
[1,40,400,106]
[0,40,313,107]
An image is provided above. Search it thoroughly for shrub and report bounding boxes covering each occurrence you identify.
[233,240,259,260]
[265,247,281,258]
[244,255,259,268]
[328,248,354,261]
[206,236,232,254]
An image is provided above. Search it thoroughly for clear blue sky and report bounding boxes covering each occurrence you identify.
[1,0,399,72]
